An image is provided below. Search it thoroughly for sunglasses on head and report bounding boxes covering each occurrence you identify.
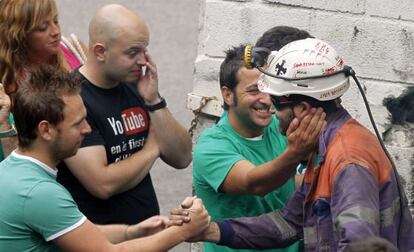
[271,96,296,111]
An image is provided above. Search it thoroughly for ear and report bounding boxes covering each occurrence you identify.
[293,101,312,120]
[221,86,235,108]
[92,43,106,62]
[37,120,56,142]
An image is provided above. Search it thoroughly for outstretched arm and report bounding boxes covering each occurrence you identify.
[183,192,305,249]
[221,108,326,196]
[54,198,210,252]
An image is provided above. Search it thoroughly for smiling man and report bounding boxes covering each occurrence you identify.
[57,4,192,225]
[191,38,414,252]
[0,68,210,251]
[193,41,326,252]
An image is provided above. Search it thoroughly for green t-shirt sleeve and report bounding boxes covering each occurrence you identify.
[193,133,245,192]
[23,182,86,241]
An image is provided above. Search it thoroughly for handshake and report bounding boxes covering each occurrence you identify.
[169,196,219,243]
[129,196,220,244]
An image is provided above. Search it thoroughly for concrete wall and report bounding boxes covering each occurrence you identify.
[56,1,199,251]
[190,0,414,227]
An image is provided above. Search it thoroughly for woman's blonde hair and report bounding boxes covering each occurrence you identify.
[0,0,66,96]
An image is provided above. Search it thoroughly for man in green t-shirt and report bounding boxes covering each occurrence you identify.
[0,67,210,252]
[193,27,325,252]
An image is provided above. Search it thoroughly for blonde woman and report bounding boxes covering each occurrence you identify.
[0,0,86,159]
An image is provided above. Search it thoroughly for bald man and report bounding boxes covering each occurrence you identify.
[57,4,192,225]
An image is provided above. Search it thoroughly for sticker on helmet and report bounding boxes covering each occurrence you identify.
[293,62,325,68]
[324,66,337,75]
[275,60,287,76]
[336,58,344,67]
[319,82,349,100]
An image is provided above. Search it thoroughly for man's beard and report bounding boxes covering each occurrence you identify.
[280,109,295,136]
[49,140,78,162]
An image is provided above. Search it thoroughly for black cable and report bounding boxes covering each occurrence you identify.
[347,69,392,162]
[348,69,405,248]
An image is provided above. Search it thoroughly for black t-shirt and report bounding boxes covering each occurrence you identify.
[57,70,159,225]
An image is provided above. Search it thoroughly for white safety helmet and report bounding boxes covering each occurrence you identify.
[258,38,350,101]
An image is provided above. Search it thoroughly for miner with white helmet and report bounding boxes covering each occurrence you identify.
[189,38,414,251]
[258,38,349,136]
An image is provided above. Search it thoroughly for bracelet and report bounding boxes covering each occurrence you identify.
[0,123,17,138]
[145,96,167,112]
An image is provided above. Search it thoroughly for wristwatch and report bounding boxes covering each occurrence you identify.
[145,96,167,112]
[0,123,17,138]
